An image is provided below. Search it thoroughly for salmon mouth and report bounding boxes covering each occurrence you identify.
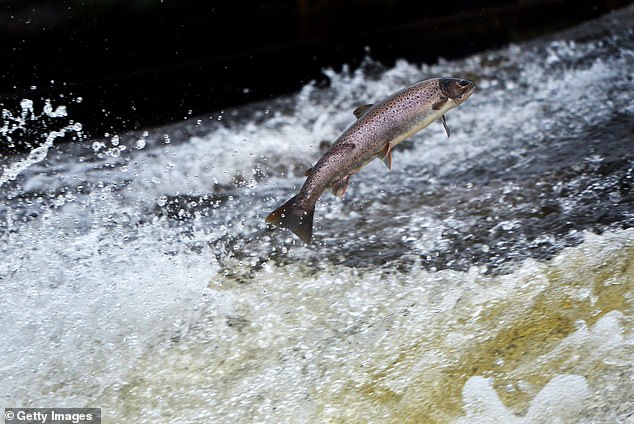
[440,78,476,104]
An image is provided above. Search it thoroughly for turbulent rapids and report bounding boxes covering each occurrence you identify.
[1,6,633,424]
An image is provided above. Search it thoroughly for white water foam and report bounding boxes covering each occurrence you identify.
[89,228,633,423]
[458,374,590,424]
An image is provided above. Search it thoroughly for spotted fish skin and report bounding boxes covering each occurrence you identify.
[266,77,476,243]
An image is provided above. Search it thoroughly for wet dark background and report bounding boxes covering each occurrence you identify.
[0,0,631,147]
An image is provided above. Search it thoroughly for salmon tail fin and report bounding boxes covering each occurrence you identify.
[265,195,315,243]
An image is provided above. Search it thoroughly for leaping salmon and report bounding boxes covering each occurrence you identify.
[266,77,476,243]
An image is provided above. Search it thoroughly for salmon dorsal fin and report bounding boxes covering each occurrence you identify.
[304,167,313,177]
[353,104,374,119]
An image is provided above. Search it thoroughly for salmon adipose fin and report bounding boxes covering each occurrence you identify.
[265,195,315,243]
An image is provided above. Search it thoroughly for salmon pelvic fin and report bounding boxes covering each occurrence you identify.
[265,195,315,243]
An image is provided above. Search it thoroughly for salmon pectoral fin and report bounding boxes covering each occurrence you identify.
[441,114,450,137]
[265,195,315,243]
[331,175,351,198]
[379,144,393,170]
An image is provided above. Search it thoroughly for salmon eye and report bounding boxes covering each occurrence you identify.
[459,79,470,86]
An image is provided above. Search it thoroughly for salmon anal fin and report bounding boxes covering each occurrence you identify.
[441,114,450,137]
[379,144,393,170]
[353,104,374,119]
[331,175,351,198]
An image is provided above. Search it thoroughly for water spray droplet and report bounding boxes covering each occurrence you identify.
[20,99,34,117]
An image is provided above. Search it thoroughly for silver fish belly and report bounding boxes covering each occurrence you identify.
[266,77,476,243]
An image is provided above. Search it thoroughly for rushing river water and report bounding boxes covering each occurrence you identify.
[1,6,633,424]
